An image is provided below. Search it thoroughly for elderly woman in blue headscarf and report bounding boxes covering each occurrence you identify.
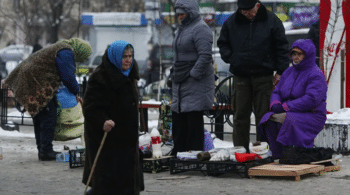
[82,40,143,195]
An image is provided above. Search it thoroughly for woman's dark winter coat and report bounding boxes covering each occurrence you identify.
[171,0,215,113]
[82,49,140,195]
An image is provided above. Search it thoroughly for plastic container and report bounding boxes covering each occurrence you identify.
[249,142,269,155]
[150,128,162,158]
[69,148,85,168]
[56,152,69,162]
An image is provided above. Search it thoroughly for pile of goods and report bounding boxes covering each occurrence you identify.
[176,141,272,163]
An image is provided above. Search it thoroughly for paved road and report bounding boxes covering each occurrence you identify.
[1,111,350,195]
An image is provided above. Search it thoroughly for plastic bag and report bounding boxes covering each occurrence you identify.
[203,129,214,151]
[210,149,230,161]
[177,151,202,161]
[139,133,152,154]
[54,103,84,142]
[56,84,77,109]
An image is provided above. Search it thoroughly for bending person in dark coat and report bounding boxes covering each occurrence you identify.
[5,38,91,161]
[82,40,141,195]
[258,39,327,159]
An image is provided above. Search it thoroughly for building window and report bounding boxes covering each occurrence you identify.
[82,0,90,8]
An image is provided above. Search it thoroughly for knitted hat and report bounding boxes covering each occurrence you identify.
[63,38,92,63]
[237,0,258,10]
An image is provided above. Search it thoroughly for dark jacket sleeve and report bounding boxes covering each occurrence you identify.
[56,49,79,95]
[271,15,290,75]
[82,72,111,131]
[307,25,317,42]
[307,22,320,57]
[217,18,233,64]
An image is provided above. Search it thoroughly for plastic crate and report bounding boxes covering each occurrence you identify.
[69,148,85,168]
[169,159,208,175]
[143,156,173,173]
[170,157,274,178]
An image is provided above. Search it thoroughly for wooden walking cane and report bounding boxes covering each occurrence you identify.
[84,131,108,195]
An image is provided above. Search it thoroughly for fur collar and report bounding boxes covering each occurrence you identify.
[235,3,268,24]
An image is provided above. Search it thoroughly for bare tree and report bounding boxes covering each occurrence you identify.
[39,0,81,43]
[0,0,81,45]
[0,0,148,46]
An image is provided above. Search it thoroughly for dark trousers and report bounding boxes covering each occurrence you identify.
[232,75,273,152]
[171,111,204,155]
[33,98,57,154]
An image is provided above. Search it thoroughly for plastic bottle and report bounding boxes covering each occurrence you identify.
[150,128,162,158]
[56,152,69,162]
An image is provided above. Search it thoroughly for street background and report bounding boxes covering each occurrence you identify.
[1,108,350,195]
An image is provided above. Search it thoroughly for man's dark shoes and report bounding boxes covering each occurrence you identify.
[39,151,60,161]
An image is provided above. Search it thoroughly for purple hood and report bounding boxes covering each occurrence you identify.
[290,39,317,70]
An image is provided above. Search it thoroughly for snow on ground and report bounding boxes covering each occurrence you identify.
[7,109,31,117]
[0,127,34,138]
[1,107,247,149]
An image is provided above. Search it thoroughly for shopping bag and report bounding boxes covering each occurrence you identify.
[56,84,77,109]
[54,102,84,142]
[203,129,214,151]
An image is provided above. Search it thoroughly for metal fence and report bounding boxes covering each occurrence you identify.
[0,82,87,131]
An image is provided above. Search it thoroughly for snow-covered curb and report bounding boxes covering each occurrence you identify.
[326,108,350,124]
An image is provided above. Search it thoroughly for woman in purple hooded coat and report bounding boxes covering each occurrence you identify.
[258,39,327,159]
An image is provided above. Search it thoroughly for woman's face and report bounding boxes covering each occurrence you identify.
[291,47,305,64]
[122,50,133,71]
[177,13,189,21]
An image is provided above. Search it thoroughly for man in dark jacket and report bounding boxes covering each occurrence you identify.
[217,0,289,152]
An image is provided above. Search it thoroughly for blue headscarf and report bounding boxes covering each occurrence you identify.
[107,40,134,77]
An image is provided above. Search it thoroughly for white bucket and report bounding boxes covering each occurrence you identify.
[249,142,269,155]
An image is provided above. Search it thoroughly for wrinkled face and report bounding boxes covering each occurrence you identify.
[241,3,260,20]
[291,47,305,64]
[122,49,133,71]
[177,13,189,21]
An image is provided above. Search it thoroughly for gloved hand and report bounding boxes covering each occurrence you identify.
[271,103,285,113]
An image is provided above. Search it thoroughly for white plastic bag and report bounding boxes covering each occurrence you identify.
[210,149,230,161]
[177,151,202,161]
[139,133,152,154]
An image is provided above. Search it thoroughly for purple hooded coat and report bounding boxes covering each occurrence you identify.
[258,39,327,158]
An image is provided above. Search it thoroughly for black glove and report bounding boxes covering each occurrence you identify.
[271,103,285,113]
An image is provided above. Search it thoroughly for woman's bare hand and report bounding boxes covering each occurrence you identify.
[103,120,115,132]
